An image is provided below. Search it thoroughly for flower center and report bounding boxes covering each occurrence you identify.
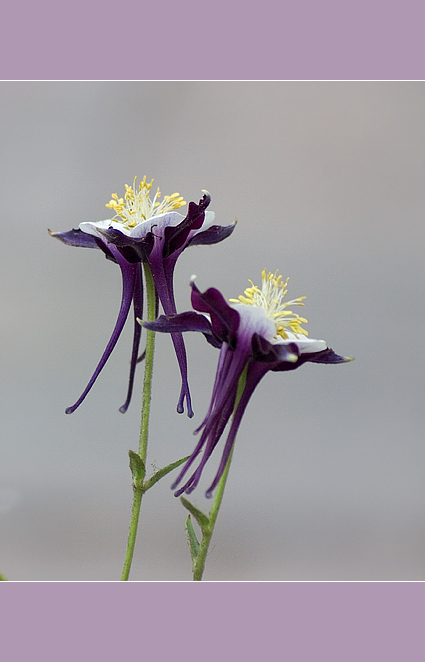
[230,269,308,339]
[105,176,186,230]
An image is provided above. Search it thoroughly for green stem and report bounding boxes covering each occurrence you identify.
[192,364,248,581]
[138,264,156,462]
[121,263,156,581]
[192,447,234,581]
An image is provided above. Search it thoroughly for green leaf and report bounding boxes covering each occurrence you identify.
[0,571,8,581]
[185,516,200,562]
[180,496,210,531]
[129,450,146,484]
[143,454,191,492]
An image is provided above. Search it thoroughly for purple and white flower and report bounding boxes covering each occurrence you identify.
[50,177,235,416]
[143,270,353,497]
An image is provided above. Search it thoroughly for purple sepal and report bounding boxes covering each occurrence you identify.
[190,281,240,347]
[143,311,222,349]
[187,222,236,247]
[143,311,212,335]
[271,346,349,371]
[48,228,100,249]
[307,348,350,364]
[162,192,210,258]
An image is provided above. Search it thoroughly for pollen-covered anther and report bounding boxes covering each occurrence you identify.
[230,269,309,339]
[105,176,186,229]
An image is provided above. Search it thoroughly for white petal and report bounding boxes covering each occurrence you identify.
[79,211,186,241]
[128,211,185,238]
[79,219,132,237]
[233,304,276,340]
[199,210,216,230]
[277,333,327,353]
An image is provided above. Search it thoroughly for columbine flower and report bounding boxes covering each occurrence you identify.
[49,176,235,416]
[143,270,353,497]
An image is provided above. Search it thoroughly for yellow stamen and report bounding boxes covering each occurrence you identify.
[230,269,308,338]
[105,176,186,229]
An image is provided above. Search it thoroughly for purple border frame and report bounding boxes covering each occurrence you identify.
[2,0,424,659]
[2,582,424,660]
[1,0,425,80]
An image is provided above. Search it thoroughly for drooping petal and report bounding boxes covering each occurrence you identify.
[145,203,234,417]
[79,212,197,416]
[172,378,238,496]
[170,343,237,495]
[171,336,253,496]
[181,393,237,495]
[204,360,270,497]
[192,341,234,435]
[65,244,137,414]
[171,334,193,416]
[119,262,144,413]
[172,351,271,498]
[147,249,194,417]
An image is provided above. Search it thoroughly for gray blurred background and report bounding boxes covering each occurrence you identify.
[1,81,424,580]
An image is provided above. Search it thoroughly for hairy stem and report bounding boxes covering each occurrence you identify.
[192,447,234,581]
[121,263,156,581]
